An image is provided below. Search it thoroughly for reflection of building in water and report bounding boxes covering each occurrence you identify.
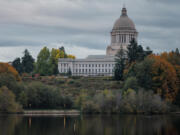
[58,7,138,76]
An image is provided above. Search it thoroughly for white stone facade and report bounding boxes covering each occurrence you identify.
[58,55,115,76]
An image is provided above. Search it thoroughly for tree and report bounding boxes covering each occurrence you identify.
[35,47,51,75]
[148,55,178,102]
[124,57,154,90]
[0,62,20,81]
[22,49,35,73]
[175,48,179,55]
[59,46,68,58]
[114,45,126,80]
[0,86,22,113]
[124,55,179,102]
[49,48,59,75]
[12,58,23,74]
[67,55,76,59]
[67,68,72,77]
[123,77,139,91]
[127,39,152,64]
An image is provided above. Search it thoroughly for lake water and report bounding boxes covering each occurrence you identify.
[0,114,180,135]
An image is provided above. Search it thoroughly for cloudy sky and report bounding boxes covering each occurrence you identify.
[0,0,179,62]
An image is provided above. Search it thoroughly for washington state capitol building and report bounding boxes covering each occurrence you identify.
[58,7,138,76]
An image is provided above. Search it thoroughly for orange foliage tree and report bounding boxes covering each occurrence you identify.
[148,55,178,102]
[0,63,21,81]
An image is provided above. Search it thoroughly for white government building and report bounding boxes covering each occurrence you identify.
[58,7,138,76]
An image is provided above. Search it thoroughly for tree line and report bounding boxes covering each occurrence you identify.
[114,39,180,102]
[12,46,75,76]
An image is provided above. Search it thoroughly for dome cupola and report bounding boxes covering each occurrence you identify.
[113,7,136,30]
[106,7,138,56]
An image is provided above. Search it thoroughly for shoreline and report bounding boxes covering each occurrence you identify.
[23,109,80,116]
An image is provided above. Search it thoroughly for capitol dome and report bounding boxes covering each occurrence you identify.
[106,7,138,56]
[113,7,136,30]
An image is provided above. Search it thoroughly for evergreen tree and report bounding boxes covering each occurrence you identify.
[12,57,23,74]
[114,45,126,80]
[22,49,35,73]
[175,48,180,55]
[67,68,72,77]
[127,39,152,64]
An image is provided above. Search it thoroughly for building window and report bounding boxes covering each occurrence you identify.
[89,64,91,67]
[102,64,104,67]
[89,69,91,72]
[92,64,94,67]
[99,64,101,67]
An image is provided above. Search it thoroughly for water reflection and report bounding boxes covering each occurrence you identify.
[0,114,180,135]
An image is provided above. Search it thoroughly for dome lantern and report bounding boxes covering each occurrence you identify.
[121,7,127,16]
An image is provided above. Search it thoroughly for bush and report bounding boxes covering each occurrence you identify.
[26,82,63,109]
[123,77,138,91]
[118,89,170,114]
[63,96,73,109]
[0,86,22,113]
[0,73,24,97]
[55,78,66,84]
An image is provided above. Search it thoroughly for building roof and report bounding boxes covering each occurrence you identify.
[58,55,115,62]
[113,7,136,31]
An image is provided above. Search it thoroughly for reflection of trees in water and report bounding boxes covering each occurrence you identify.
[0,115,22,135]
[0,115,179,135]
[76,115,179,135]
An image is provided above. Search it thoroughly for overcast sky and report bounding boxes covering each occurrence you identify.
[0,0,179,62]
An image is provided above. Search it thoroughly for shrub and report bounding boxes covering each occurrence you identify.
[0,86,22,113]
[26,82,63,109]
[118,89,170,114]
[123,77,138,91]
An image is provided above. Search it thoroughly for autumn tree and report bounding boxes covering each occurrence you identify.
[148,55,178,101]
[59,46,68,58]
[124,54,179,102]
[35,46,75,75]
[0,62,20,81]
[49,48,59,75]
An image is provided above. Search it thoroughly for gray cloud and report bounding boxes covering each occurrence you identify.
[0,0,179,61]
